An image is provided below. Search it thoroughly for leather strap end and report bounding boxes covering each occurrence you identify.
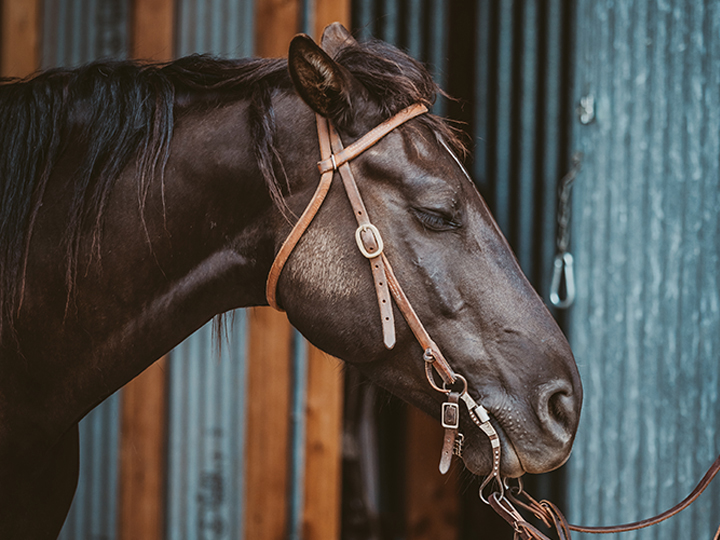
[439,429,455,475]
[383,325,396,349]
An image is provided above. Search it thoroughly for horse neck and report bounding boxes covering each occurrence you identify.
[16,93,315,362]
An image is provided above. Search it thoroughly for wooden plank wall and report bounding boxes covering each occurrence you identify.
[0,0,40,77]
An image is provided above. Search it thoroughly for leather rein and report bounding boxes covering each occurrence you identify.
[264,104,720,540]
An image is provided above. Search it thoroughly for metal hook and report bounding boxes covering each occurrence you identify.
[549,252,576,309]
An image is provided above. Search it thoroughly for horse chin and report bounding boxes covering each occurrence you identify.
[460,426,526,479]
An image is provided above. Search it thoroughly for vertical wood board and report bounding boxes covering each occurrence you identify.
[302,347,344,540]
[244,307,294,540]
[1,0,40,76]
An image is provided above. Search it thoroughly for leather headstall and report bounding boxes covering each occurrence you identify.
[265,101,502,481]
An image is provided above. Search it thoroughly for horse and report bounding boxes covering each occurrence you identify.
[0,23,582,539]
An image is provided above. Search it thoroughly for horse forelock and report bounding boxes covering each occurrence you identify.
[0,40,463,346]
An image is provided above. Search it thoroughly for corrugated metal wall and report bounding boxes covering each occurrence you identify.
[353,0,575,317]
[41,2,129,539]
[354,0,570,281]
[474,0,574,295]
[567,1,720,538]
[59,396,122,540]
[166,315,249,540]
[175,0,254,58]
[41,0,128,68]
[352,0,449,116]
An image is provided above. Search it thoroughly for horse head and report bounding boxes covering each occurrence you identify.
[268,24,582,478]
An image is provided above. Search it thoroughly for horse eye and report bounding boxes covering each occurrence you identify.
[413,208,461,232]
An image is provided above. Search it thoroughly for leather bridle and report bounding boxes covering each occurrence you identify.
[264,103,720,540]
[265,103,502,490]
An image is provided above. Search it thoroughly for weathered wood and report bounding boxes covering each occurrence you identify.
[405,407,459,540]
[313,0,350,40]
[255,0,300,58]
[0,0,40,77]
[302,347,344,540]
[118,359,168,540]
[244,307,294,540]
[131,0,175,60]
[118,1,175,538]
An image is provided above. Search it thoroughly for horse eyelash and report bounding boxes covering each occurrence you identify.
[413,208,461,231]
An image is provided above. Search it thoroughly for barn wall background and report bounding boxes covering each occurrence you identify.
[3,0,719,539]
[566,1,720,538]
[0,1,574,539]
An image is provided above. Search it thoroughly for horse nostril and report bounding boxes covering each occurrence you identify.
[548,389,573,430]
[537,381,579,444]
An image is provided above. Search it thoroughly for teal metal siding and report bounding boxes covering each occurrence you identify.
[175,0,254,58]
[567,1,720,537]
[59,393,122,540]
[41,0,128,68]
[166,316,250,540]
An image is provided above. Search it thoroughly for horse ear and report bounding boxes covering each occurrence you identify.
[288,33,362,124]
[320,22,357,58]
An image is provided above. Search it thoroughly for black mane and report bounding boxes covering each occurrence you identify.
[0,38,456,343]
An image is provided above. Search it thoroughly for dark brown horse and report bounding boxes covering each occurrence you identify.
[0,24,581,539]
